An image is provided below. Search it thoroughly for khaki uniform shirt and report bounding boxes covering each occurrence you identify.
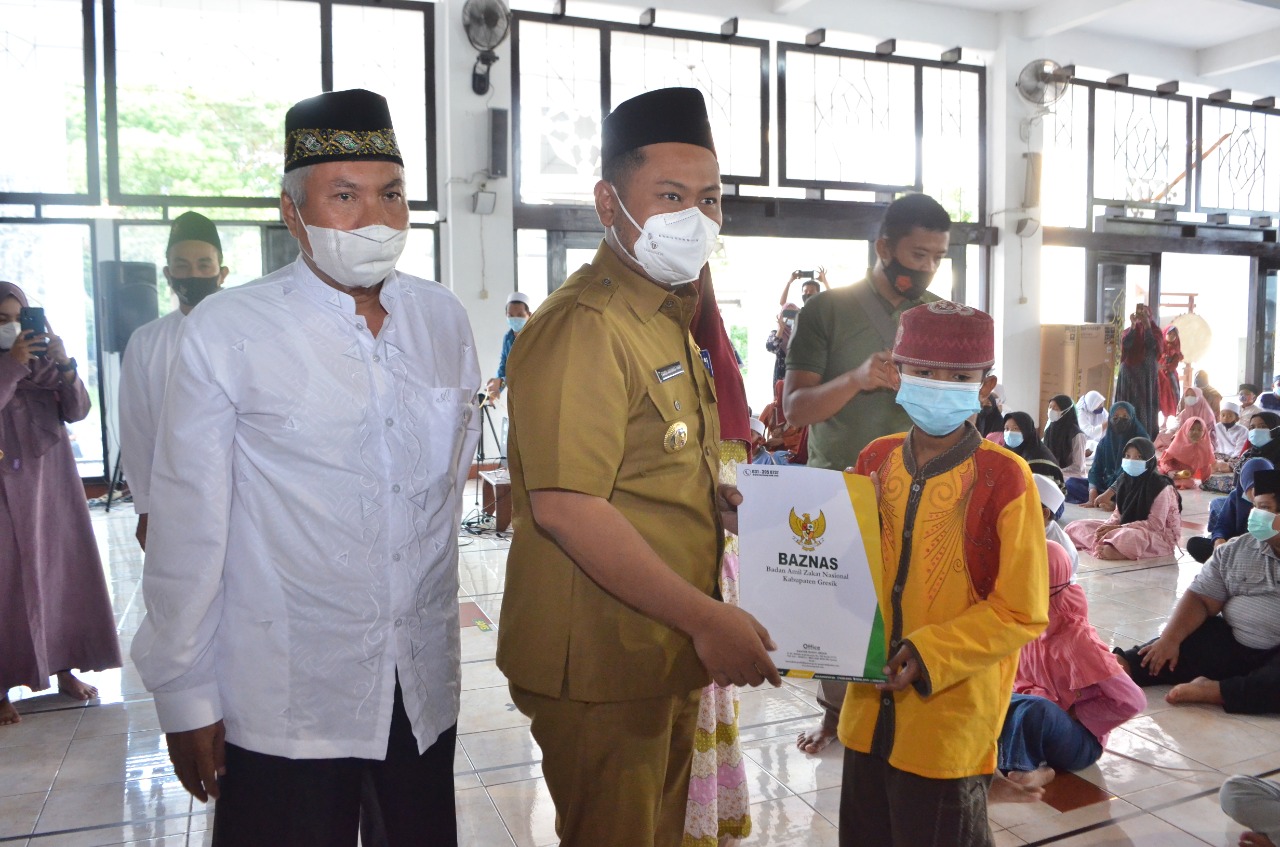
[496,243,722,702]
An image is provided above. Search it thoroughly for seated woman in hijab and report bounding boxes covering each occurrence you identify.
[1187,458,1273,564]
[1045,394,1087,495]
[1157,418,1215,490]
[1077,390,1109,449]
[990,541,1146,803]
[1066,437,1181,561]
[1082,401,1150,509]
[1003,411,1065,492]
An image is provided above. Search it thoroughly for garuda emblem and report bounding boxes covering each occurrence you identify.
[789,509,826,551]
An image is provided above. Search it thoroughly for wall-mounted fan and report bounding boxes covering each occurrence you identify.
[1016,59,1069,109]
[464,0,511,96]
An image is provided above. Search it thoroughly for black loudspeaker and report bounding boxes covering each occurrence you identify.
[99,261,159,353]
[489,107,509,178]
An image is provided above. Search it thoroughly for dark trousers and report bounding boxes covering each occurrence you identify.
[1116,615,1280,714]
[211,684,458,847]
[1186,536,1217,564]
[838,748,994,847]
[998,694,1102,774]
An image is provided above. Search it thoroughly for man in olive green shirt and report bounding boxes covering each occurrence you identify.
[496,87,780,847]
[782,193,953,754]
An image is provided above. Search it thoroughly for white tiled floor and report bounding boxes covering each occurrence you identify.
[4,484,1279,845]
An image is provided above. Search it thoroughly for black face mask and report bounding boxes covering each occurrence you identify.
[1112,417,1132,432]
[171,276,221,308]
[882,256,934,300]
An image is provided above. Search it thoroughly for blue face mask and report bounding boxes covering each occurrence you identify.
[507,316,528,333]
[1004,431,1024,449]
[1121,457,1148,477]
[1250,428,1273,448]
[1248,508,1279,542]
[895,373,982,437]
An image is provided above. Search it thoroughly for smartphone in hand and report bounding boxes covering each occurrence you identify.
[19,306,46,357]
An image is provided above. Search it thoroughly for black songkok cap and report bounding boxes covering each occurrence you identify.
[1254,469,1280,497]
[167,211,221,254]
[283,89,402,173]
[601,87,717,164]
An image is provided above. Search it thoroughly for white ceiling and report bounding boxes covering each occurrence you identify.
[537,0,1280,95]
[914,0,1280,63]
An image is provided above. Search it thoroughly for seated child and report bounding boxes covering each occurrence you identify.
[1034,473,1079,574]
[1157,418,1214,490]
[1187,458,1273,564]
[1003,411,1066,493]
[1205,402,1249,493]
[1066,437,1180,561]
[991,541,1146,802]
[841,300,1047,847]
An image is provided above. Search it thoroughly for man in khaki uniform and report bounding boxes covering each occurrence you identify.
[496,87,780,847]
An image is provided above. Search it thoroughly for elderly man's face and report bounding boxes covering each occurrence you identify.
[594,142,722,262]
[281,160,409,249]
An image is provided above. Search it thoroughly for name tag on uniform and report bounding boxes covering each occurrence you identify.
[699,349,715,379]
[655,362,685,383]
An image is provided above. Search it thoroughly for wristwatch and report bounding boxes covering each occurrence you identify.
[55,357,77,373]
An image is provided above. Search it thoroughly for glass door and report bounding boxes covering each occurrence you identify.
[1087,252,1160,325]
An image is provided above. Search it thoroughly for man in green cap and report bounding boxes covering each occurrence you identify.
[118,211,227,549]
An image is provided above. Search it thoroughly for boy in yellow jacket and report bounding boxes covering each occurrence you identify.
[842,301,1049,846]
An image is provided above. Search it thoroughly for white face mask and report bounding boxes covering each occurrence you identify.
[0,321,19,351]
[1047,408,1062,423]
[609,184,721,287]
[297,210,408,289]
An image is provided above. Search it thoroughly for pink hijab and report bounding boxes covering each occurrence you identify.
[1162,417,1214,477]
[1015,541,1123,709]
[1177,386,1217,433]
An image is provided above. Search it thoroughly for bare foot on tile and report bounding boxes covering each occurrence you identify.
[0,696,20,725]
[56,671,98,701]
[1240,832,1277,847]
[989,771,1049,803]
[1166,676,1224,706]
[796,724,838,755]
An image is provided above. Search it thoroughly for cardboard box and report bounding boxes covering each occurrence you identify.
[1039,324,1117,430]
[1075,324,1117,410]
[1039,325,1079,432]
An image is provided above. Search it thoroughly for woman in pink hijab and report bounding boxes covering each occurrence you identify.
[992,541,1146,798]
[1155,386,1217,452]
[1158,417,1215,489]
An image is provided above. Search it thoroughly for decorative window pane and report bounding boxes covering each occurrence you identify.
[332,3,431,204]
[1093,88,1189,207]
[1040,83,1089,228]
[0,0,89,196]
[921,66,980,223]
[782,50,915,188]
[517,21,601,205]
[112,0,321,199]
[1198,103,1279,216]
[0,223,101,476]
[609,32,765,182]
